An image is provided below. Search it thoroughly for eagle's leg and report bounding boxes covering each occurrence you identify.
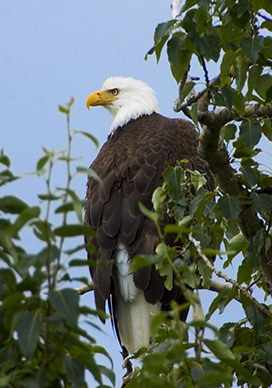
[121,346,134,387]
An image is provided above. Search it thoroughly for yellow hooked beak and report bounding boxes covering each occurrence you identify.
[86,90,118,110]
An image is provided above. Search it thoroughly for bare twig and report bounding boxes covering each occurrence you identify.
[171,0,183,19]
[76,283,94,295]
[121,348,134,388]
[199,279,240,302]
[189,233,272,320]
[44,283,94,296]
[174,75,221,113]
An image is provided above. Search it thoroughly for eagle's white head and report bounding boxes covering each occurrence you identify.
[86,76,159,132]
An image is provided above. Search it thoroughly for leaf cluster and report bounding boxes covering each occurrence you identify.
[131,162,272,387]
[0,101,115,387]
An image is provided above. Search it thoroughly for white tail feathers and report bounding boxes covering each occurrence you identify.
[115,243,161,353]
[116,290,160,354]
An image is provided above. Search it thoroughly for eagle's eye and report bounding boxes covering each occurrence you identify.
[111,88,119,96]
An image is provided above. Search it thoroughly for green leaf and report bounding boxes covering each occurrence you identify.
[237,260,253,284]
[167,32,186,63]
[163,166,181,200]
[58,105,70,114]
[218,195,242,219]
[37,245,60,265]
[262,118,272,141]
[240,36,264,63]
[239,120,262,149]
[252,192,272,215]
[36,155,50,171]
[239,166,259,187]
[247,65,262,99]
[190,102,198,126]
[214,87,234,109]
[55,200,86,214]
[69,258,89,267]
[198,370,233,387]
[0,169,18,187]
[180,81,195,102]
[8,206,41,237]
[32,220,55,242]
[98,365,116,386]
[64,189,83,223]
[255,74,272,100]
[130,254,163,272]
[225,234,248,266]
[16,311,42,359]
[64,355,85,388]
[204,339,261,385]
[150,312,168,338]
[76,353,102,384]
[54,224,95,237]
[74,130,100,149]
[233,91,245,115]
[152,20,176,62]
[235,54,249,93]
[220,50,236,85]
[138,202,159,222]
[38,193,61,201]
[197,259,211,288]
[76,166,102,183]
[245,304,267,336]
[0,195,28,214]
[218,323,235,348]
[49,288,79,327]
[195,34,221,62]
[0,153,11,167]
[170,49,192,83]
[220,124,237,142]
[251,0,264,12]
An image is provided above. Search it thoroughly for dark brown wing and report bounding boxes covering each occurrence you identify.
[85,113,213,322]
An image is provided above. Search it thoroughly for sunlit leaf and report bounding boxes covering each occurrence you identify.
[138,202,160,222]
[225,234,248,267]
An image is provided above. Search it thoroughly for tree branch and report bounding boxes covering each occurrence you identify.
[76,283,94,295]
[171,0,182,19]
[177,76,272,288]
[199,279,240,302]
[189,234,272,320]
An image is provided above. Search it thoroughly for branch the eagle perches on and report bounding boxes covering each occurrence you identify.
[175,73,272,295]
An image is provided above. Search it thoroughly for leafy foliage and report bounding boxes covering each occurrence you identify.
[128,1,272,387]
[129,164,272,387]
[0,101,115,387]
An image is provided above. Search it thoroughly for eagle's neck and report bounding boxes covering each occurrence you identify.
[106,92,159,132]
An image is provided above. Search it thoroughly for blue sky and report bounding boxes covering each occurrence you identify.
[1,1,262,387]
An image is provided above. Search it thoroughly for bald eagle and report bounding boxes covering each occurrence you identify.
[85,77,213,354]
